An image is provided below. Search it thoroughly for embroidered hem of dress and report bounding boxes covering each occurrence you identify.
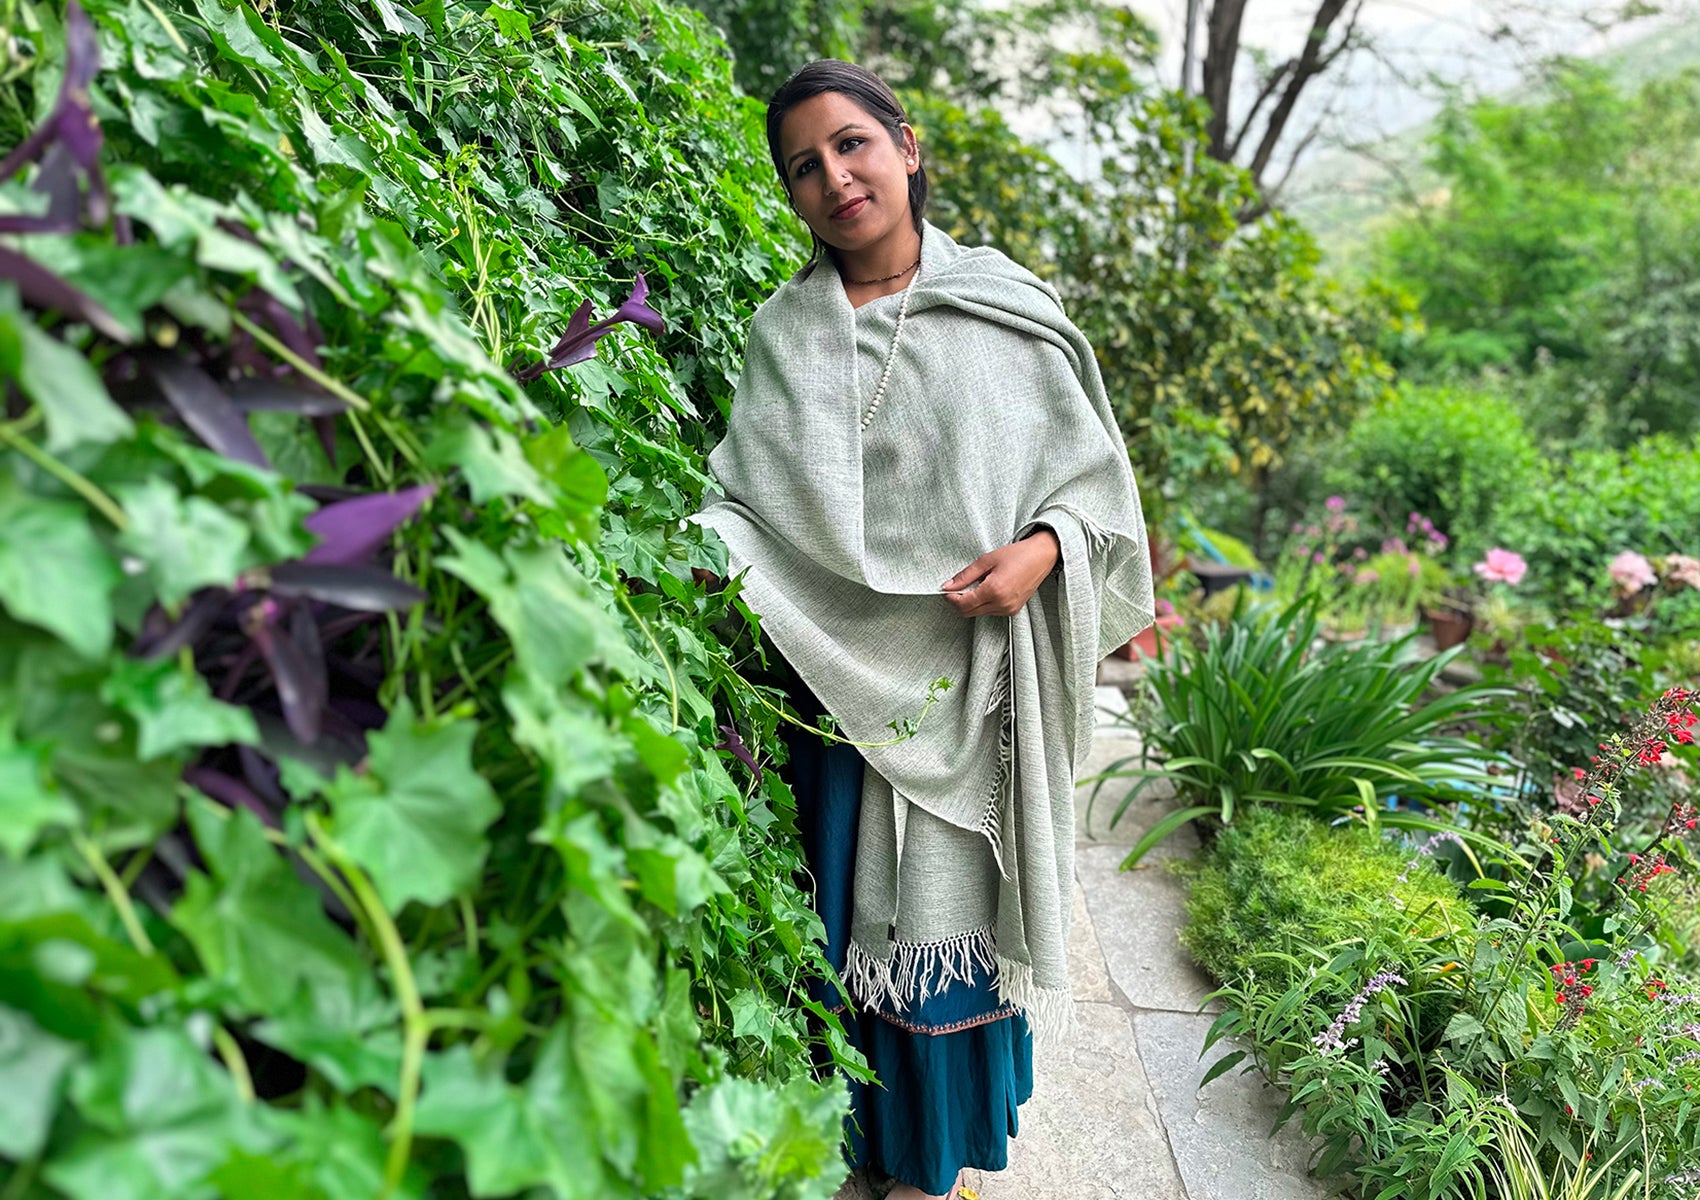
[824,1001,1018,1037]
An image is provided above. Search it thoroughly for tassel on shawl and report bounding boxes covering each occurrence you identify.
[977,633,1016,880]
[996,955,1079,1045]
[845,926,1000,1011]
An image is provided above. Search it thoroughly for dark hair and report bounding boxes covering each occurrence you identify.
[765,60,929,273]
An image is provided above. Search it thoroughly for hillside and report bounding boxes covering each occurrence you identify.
[1288,15,1700,268]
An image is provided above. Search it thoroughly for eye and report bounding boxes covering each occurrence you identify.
[840,137,866,152]
[794,157,817,179]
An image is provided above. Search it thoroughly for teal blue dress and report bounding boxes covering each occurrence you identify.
[785,678,1035,1196]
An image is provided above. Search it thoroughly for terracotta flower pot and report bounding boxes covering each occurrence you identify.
[1423,606,1474,652]
[1119,614,1186,660]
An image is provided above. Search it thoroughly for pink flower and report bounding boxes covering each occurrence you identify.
[1356,569,1380,586]
[1325,495,1347,513]
[1473,548,1528,586]
[1407,556,1421,578]
[1609,551,1656,594]
[1665,554,1700,590]
[1154,598,1176,617]
[1313,552,1325,564]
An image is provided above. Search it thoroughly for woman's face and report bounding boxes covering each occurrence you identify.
[777,91,918,258]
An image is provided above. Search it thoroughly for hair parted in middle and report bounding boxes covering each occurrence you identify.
[763,59,929,276]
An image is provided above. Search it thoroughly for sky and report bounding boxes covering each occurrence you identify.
[1020,0,1688,185]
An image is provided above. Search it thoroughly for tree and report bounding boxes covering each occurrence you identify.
[1200,0,1368,220]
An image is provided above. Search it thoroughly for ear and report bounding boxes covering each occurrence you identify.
[900,122,920,174]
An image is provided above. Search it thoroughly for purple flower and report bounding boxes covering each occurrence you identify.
[514,273,664,382]
[715,723,761,775]
[1325,495,1347,513]
[1314,972,1407,1055]
[1394,832,1464,885]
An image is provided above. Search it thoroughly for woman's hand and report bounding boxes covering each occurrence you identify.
[941,529,1060,618]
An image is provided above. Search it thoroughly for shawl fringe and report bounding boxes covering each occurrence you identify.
[996,955,1078,1045]
[845,926,1000,1010]
[844,935,1078,1045]
[978,636,1015,880]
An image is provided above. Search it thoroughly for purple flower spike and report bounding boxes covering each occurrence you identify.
[303,484,436,565]
[514,272,664,383]
[1314,971,1407,1055]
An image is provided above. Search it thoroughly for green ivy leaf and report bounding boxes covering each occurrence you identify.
[214,1101,419,1200]
[427,417,552,507]
[101,657,260,760]
[728,989,777,1050]
[1,298,135,452]
[174,804,367,1014]
[0,1005,82,1160]
[680,1075,848,1200]
[412,1035,605,1199]
[0,474,120,659]
[523,423,609,538]
[251,975,403,1095]
[325,702,499,911]
[116,477,251,606]
[441,532,636,686]
[46,1025,271,1200]
[0,740,79,856]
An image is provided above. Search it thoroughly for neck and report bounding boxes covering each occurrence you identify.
[835,223,923,287]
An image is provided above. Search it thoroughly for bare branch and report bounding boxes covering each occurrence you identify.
[1245,0,1364,189]
[1227,58,1295,160]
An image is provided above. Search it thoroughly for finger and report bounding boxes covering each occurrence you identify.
[943,589,984,617]
[943,553,996,592]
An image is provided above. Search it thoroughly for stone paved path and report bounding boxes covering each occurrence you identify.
[836,657,1334,1200]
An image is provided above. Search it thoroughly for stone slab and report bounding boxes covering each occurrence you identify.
[1133,1010,1332,1200]
[1075,844,1216,1015]
[1094,683,1132,732]
[967,1001,1188,1200]
[1074,735,1176,846]
[1096,652,1147,691]
[1068,879,1112,1004]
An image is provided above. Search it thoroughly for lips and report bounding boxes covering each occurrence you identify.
[831,196,869,219]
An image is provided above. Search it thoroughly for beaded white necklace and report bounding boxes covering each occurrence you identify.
[859,267,918,432]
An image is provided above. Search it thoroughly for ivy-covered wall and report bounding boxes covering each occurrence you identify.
[0,0,857,1195]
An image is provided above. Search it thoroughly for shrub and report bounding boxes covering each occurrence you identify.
[1330,384,1543,562]
[1487,434,1700,610]
[1203,690,1700,1197]
[1182,809,1472,995]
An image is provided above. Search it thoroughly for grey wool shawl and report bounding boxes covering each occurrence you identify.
[694,223,1153,1042]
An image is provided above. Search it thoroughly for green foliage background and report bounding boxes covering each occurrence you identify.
[0,0,869,1195]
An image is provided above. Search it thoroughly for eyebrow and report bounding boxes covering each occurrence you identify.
[786,124,869,170]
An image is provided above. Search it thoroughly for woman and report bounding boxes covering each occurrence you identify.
[694,60,1154,1200]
